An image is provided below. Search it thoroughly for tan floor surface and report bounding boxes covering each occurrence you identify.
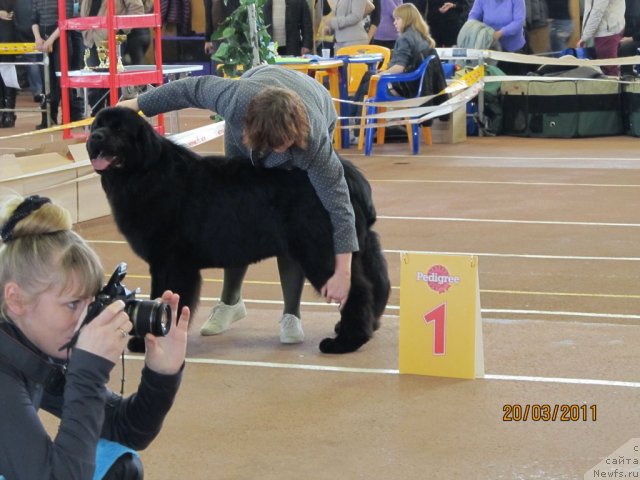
[3,96,640,479]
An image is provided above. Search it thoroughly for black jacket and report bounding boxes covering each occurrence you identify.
[264,0,314,55]
[0,319,183,479]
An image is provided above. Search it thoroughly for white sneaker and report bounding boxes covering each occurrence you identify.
[200,299,247,336]
[279,314,304,344]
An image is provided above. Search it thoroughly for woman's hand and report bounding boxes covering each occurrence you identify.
[116,98,140,111]
[0,10,14,21]
[320,253,352,310]
[439,2,455,13]
[75,300,132,365]
[144,291,190,375]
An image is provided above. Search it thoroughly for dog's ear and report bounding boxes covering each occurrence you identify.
[135,115,164,167]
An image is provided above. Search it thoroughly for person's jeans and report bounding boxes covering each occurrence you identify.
[594,30,624,76]
[549,18,574,53]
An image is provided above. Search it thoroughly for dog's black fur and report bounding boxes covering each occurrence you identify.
[87,107,390,353]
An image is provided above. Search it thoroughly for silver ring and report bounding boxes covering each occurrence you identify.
[117,327,128,338]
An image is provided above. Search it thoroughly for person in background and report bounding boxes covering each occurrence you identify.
[405,0,427,18]
[577,0,625,76]
[124,0,154,65]
[13,0,44,105]
[264,0,314,55]
[32,0,85,127]
[315,0,336,56]
[80,0,145,114]
[547,0,574,52]
[325,0,369,49]
[204,0,240,72]
[117,65,357,345]
[468,0,526,52]
[618,0,639,75]
[524,0,550,53]
[468,0,526,73]
[0,193,189,480]
[350,2,447,132]
[0,0,17,128]
[370,0,402,48]
[427,0,472,47]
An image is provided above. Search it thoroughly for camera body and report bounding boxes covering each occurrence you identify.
[61,263,171,351]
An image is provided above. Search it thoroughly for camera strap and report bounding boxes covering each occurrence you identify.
[0,327,66,396]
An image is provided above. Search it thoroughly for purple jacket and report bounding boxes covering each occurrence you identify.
[468,0,526,52]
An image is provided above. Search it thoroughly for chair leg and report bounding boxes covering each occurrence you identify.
[411,123,420,155]
[377,107,386,145]
[423,126,432,145]
[358,100,366,151]
[364,105,375,156]
[405,121,413,151]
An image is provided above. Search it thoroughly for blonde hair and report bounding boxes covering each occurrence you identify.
[393,3,436,49]
[0,194,103,314]
[243,87,310,152]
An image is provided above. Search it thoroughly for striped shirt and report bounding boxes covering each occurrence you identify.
[32,0,74,34]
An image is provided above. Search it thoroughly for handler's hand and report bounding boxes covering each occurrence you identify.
[76,300,132,365]
[320,253,352,310]
[116,98,140,111]
[144,291,190,375]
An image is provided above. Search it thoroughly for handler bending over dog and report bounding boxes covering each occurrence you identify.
[118,65,357,344]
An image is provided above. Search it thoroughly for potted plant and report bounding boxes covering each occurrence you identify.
[211,0,278,77]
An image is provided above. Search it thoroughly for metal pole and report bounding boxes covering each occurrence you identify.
[247,4,261,67]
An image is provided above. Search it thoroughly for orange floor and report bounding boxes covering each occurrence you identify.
[3,95,640,479]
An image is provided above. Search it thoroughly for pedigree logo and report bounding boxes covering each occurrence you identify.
[417,265,460,294]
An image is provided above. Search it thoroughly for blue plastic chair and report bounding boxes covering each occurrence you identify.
[360,55,437,156]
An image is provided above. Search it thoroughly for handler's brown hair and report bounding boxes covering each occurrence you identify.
[243,87,309,152]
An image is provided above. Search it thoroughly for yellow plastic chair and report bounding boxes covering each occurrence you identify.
[315,44,390,95]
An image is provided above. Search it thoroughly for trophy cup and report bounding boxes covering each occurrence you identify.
[85,34,127,72]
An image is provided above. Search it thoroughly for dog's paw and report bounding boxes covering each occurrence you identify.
[127,336,146,353]
[333,321,342,334]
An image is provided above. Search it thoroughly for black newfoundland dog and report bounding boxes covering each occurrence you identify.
[87,107,390,354]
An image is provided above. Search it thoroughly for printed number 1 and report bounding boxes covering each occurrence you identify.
[424,303,446,355]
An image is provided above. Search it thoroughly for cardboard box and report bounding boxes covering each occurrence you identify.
[0,151,79,223]
[67,143,111,222]
[431,106,467,144]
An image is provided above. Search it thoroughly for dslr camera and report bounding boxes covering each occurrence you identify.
[61,263,171,351]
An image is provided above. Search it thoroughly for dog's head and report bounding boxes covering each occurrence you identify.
[87,107,160,173]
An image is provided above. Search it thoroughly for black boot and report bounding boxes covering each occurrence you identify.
[2,88,17,128]
[0,98,5,128]
[35,94,52,130]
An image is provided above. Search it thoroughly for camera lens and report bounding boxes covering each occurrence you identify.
[125,300,172,337]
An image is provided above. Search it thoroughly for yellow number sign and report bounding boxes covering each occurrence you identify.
[399,253,484,379]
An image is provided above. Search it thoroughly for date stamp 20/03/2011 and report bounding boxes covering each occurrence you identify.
[502,404,597,422]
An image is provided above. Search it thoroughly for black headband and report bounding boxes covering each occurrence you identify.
[0,195,52,243]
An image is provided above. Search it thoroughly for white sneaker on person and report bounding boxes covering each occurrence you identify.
[200,299,247,336]
[279,314,304,344]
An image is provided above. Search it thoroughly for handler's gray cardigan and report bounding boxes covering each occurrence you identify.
[137,65,359,254]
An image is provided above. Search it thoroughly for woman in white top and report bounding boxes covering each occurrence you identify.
[577,0,625,76]
[326,0,369,49]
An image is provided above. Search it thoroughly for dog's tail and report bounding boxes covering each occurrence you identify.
[359,230,391,324]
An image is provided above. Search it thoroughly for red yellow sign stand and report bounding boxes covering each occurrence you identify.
[399,253,484,379]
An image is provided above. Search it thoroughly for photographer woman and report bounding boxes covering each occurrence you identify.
[0,193,190,480]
